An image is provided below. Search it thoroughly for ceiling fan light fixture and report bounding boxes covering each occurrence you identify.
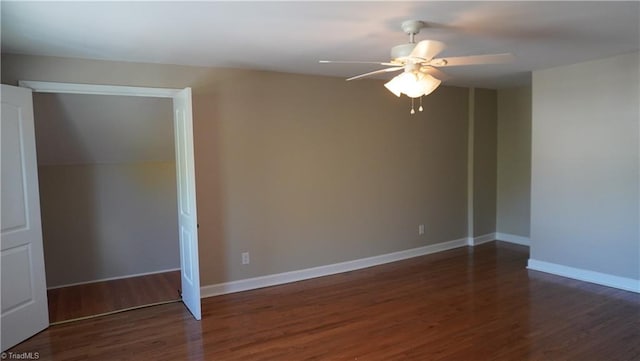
[416,72,442,97]
[395,72,421,97]
[385,71,442,99]
[384,75,405,97]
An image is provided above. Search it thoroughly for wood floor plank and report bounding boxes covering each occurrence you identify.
[10,242,640,360]
[46,270,181,323]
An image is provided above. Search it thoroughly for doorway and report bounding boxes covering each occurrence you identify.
[33,91,181,323]
[20,81,200,322]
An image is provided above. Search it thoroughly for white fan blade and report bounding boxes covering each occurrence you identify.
[346,67,403,81]
[431,53,514,67]
[420,66,451,81]
[409,40,446,61]
[320,60,398,66]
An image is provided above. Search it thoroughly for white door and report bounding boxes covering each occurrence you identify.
[1,85,49,350]
[173,88,201,320]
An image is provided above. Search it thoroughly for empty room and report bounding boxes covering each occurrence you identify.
[1,2,638,360]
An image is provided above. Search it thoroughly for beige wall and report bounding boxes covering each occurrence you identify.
[38,163,180,287]
[531,51,639,280]
[473,89,498,236]
[3,54,494,287]
[496,87,531,237]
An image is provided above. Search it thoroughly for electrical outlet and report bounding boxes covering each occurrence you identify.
[418,224,425,235]
[242,252,250,265]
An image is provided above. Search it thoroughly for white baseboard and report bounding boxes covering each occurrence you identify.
[47,267,181,290]
[527,259,639,293]
[495,232,530,246]
[467,233,496,246]
[201,237,469,298]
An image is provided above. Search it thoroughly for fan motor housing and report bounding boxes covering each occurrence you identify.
[391,43,417,61]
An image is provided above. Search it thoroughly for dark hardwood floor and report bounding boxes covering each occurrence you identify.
[47,270,181,324]
[10,242,640,360]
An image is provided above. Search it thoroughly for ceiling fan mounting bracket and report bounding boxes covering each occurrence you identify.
[401,20,426,36]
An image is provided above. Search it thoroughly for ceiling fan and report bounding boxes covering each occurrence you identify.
[320,20,513,112]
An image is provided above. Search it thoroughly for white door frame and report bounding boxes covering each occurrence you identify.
[18,80,202,319]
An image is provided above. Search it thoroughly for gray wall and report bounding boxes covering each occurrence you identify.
[530,51,639,280]
[38,163,180,287]
[496,87,531,237]
[33,93,179,287]
[3,54,499,287]
[473,89,498,237]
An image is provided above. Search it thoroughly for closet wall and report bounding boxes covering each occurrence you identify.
[33,92,180,288]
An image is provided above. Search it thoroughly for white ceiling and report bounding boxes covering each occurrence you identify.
[2,1,639,88]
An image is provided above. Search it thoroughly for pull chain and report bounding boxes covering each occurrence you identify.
[410,98,415,114]
[419,96,424,112]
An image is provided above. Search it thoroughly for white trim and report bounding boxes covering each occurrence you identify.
[46,268,181,290]
[468,233,496,246]
[201,238,469,298]
[495,232,530,246]
[19,80,181,98]
[527,259,640,293]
